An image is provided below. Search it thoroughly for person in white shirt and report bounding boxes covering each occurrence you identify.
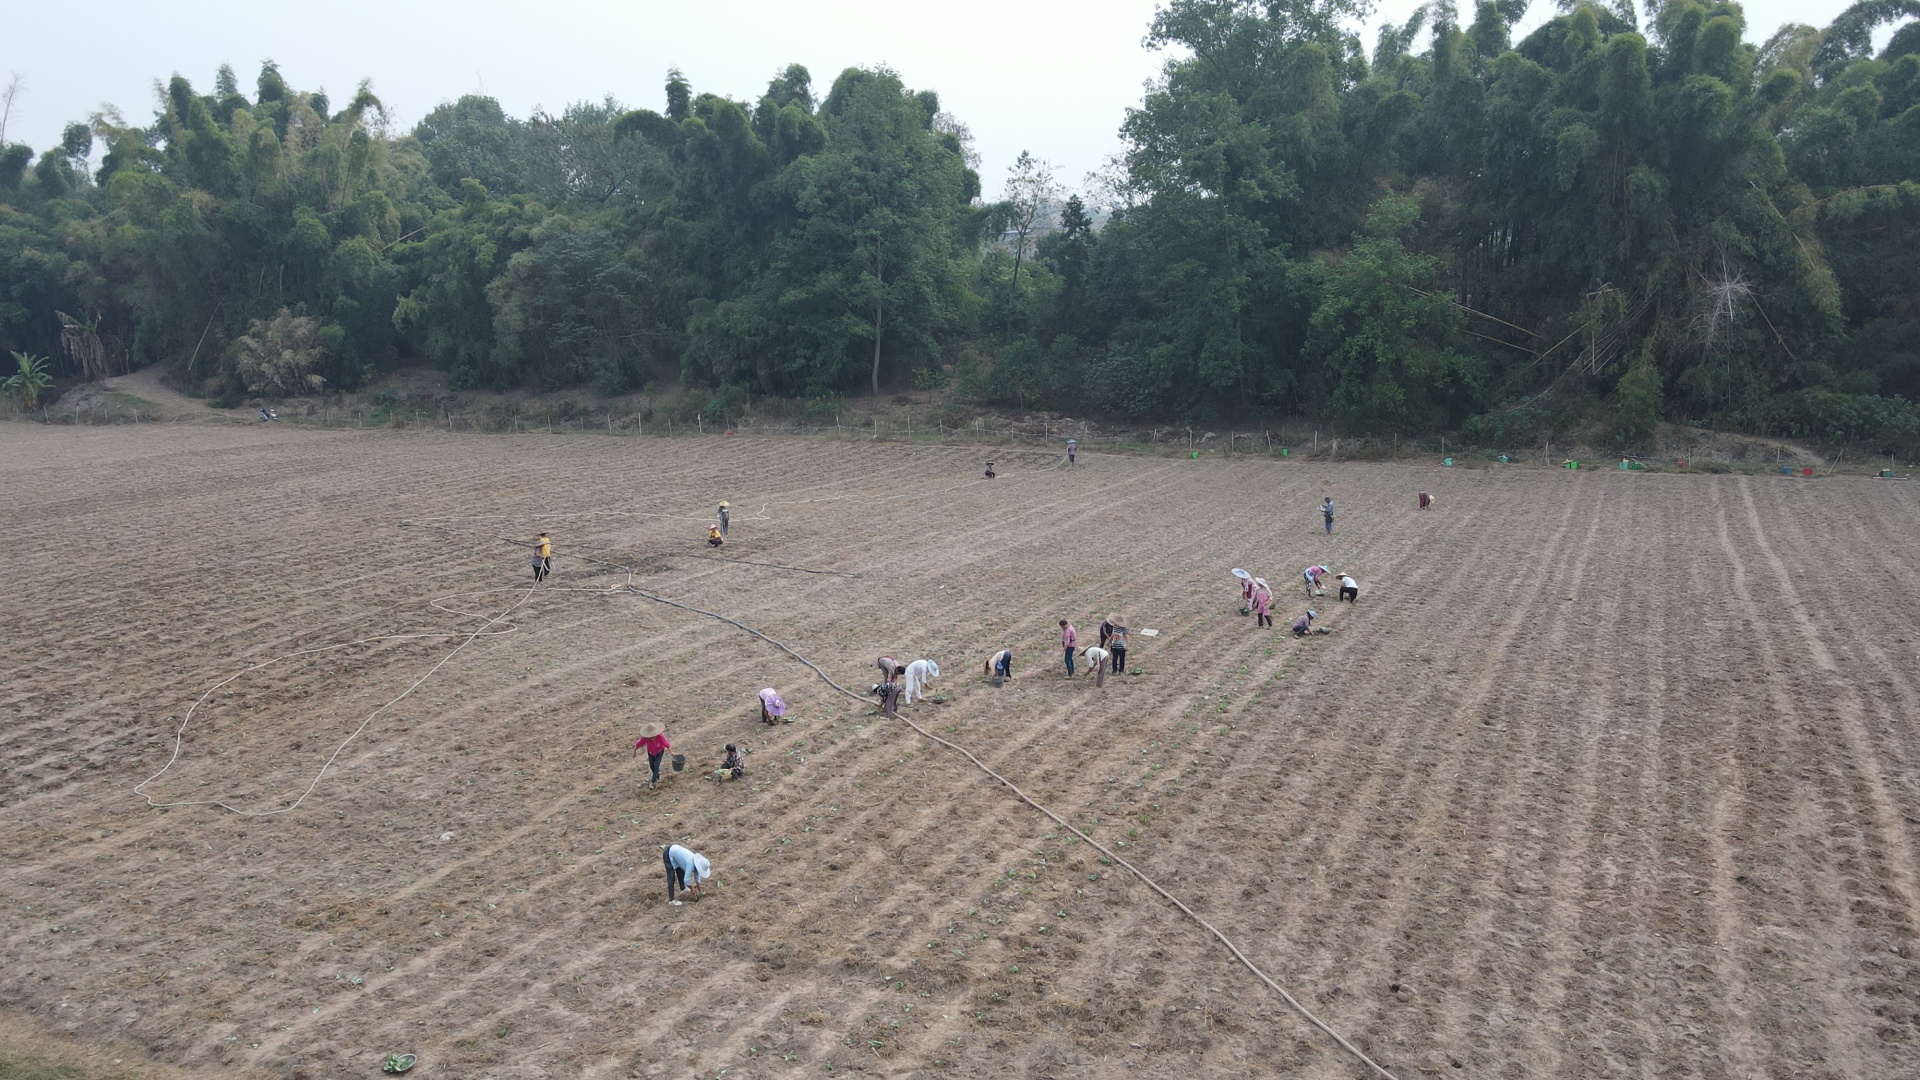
[1338,574,1359,603]
[663,843,712,905]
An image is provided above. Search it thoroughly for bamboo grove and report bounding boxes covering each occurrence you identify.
[3,0,1920,450]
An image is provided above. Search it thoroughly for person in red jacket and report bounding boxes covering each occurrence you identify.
[634,721,671,789]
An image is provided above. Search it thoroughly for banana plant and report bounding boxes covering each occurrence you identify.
[4,352,54,410]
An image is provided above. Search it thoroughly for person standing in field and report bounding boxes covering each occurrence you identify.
[1098,615,1116,652]
[1109,621,1130,674]
[1060,620,1078,676]
[1067,439,1078,465]
[1321,497,1335,534]
[1252,583,1273,628]
[1338,573,1360,603]
[662,842,712,905]
[534,532,552,582]
[717,501,730,537]
[634,721,671,790]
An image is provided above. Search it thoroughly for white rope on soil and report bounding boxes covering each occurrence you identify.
[618,580,1401,1080]
[134,587,537,817]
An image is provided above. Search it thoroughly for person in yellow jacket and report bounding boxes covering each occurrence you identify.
[707,523,724,547]
[531,532,552,582]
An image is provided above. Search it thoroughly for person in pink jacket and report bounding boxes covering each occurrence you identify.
[634,721,671,789]
[1059,620,1078,676]
[1251,583,1273,628]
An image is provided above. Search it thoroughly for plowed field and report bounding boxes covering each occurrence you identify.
[4,424,1918,1080]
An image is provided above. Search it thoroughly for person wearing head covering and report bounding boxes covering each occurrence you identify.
[533,532,552,582]
[1081,645,1111,687]
[1303,564,1330,599]
[758,687,787,724]
[717,501,730,536]
[707,523,724,547]
[634,722,671,788]
[1321,497,1335,534]
[1108,621,1130,674]
[904,659,940,702]
[1291,610,1319,637]
[1098,615,1115,651]
[663,842,712,905]
[984,461,997,479]
[1240,574,1256,615]
[1066,438,1078,464]
[1338,574,1359,603]
[1060,620,1078,676]
[1252,582,1273,628]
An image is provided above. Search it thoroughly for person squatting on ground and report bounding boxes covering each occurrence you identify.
[663,843,712,905]
[1303,564,1330,599]
[1252,582,1273,628]
[1322,497,1335,534]
[1082,646,1110,687]
[634,722,670,789]
[1418,491,1432,510]
[984,461,996,479]
[1108,621,1130,674]
[1060,620,1078,676]
[717,501,730,537]
[1339,573,1360,603]
[708,523,724,547]
[716,744,746,781]
[759,687,787,724]
[903,659,940,703]
[986,648,1013,682]
[1292,610,1319,637]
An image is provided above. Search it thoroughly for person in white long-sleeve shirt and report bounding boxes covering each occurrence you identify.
[663,843,712,905]
[1338,574,1359,603]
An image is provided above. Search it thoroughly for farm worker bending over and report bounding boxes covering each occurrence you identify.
[663,843,712,905]
[758,688,787,724]
[1098,615,1116,651]
[1240,575,1255,615]
[1291,610,1319,637]
[1418,491,1432,510]
[986,648,1014,680]
[1303,564,1330,599]
[903,659,940,703]
[1252,584,1273,628]
[707,523,724,547]
[634,722,671,789]
[1082,646,1111,687]
[1338,574,1360,603]
[717,501,730,537]
[1322,498,1335,534]
[1108,622,1130,674]
[1060,620,1078,676]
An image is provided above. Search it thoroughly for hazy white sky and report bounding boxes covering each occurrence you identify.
[0,0,1865,196]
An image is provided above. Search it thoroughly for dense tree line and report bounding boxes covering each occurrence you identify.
[4,0,1920,451]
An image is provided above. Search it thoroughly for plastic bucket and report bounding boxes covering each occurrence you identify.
[671,754,686,772]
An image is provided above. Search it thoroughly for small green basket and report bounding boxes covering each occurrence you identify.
[383,1053,417,1074]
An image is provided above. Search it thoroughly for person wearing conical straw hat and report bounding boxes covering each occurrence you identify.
[1252,579,1273,628]
[633,721,671,789]
[717,501,730,537]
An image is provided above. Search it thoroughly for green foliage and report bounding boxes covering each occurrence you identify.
[232,309,327,396]
[3,351,53,408]
[2,2,1920,439]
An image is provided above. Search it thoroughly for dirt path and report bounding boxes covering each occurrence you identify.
[98,367,233,420]
[2,425,1917,1079]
